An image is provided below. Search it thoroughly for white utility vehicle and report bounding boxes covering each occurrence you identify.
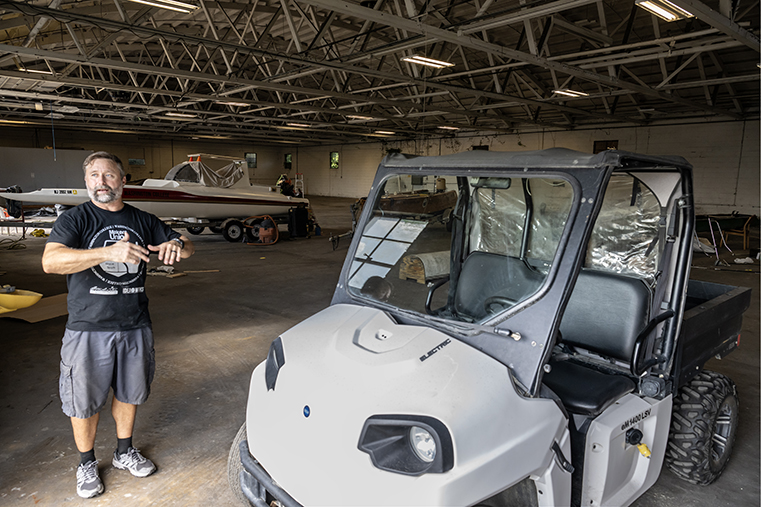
[228,149,751,507]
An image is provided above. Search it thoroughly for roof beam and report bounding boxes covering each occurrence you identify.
[0,46,564,129]
[296,0,740,119]
[666,0,760,51]
[457,0,599,35]
[0,1,635,124]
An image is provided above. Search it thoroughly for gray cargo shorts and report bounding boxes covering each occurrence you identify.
[59,327,155,419]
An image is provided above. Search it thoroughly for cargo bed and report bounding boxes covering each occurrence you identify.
[675,280,752,388]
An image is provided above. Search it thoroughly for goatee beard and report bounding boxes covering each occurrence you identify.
[88,185,122,203]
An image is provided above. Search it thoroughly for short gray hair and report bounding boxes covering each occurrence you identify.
[83,151,125,178]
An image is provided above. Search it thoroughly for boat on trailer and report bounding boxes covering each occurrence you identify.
[0,154,311,240]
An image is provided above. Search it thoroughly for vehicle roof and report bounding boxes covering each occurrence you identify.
[381,148,691,171]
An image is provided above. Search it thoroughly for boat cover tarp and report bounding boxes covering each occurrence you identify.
[164,161,244,188]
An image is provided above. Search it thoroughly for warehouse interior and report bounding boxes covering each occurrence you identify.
[0,0,759,505]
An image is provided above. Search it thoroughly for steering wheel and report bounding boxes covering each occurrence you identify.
[483,295,517,312]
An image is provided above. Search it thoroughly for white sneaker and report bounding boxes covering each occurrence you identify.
[76,460,104,499]
[112,447,157,477]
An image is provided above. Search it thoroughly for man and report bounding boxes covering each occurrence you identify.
[42,151,195,499]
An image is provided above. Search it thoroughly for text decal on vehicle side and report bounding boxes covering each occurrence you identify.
[420,339,451,362]
[621,408,652,431]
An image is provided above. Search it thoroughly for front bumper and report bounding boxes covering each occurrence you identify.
[239,439,303,507]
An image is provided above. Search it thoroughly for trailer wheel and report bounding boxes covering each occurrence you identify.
[245,226,259,243]
[227,423,253,506]
[210,226,224,234]
[185,226,205,235]
[223,220,244,242]
[665,370,739,485]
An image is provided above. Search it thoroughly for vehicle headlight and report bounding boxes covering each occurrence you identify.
[410,426,436,463]
[358,415,453,476]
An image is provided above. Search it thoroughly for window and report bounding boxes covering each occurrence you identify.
[347,173,574,322]
[245,152,257,169]
[330,151,339,169]
[585,175,661,279]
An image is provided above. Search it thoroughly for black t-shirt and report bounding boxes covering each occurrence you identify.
[47,201,180,331]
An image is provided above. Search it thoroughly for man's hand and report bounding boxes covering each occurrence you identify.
[111,232,151,265]
[148,238,184,265]
[42,231,154,275]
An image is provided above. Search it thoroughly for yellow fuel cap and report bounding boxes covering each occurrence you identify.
[637,443,652,458]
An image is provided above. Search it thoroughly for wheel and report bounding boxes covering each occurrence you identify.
[245,226,259,243]
[228,423,252,506]
[244,218,263,243]
[185,226,205,235]
[210,226,224,234]
[223,220,244,242]
[665,370,739,485]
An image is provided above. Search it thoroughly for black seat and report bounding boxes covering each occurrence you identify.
[544,360,635,416]
[544,268,650,416]
[453,251,545,320]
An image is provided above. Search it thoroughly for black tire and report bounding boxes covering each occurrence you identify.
[244,218,263,243]
[227,423,252,506]
[223,220,244,242]
[185,226,205,235]
[665,370,739,485]
[245,226,259,243]
[210,226,224,234]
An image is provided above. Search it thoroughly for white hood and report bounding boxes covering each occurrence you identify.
[245,304,567,506]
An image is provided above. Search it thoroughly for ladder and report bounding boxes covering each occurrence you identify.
[294,173,305,196]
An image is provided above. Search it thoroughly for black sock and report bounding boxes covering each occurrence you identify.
[80,449,96,466]
[117,437,132,456]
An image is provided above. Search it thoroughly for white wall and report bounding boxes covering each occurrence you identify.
[0,120,757,215]
[0,147,91,190]
[280,121,759,215]
[289,144,386,197]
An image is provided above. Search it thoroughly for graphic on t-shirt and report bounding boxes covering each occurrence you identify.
[101,240,140,276]
[88,225,146,286]
[90,286,118,295]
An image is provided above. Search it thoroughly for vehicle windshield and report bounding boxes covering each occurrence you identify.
[346,172,574,323]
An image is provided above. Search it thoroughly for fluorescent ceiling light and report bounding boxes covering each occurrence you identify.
[20,67,53,75]
[217,101,250,107]
[401,56,454,69]
[165,111,197,118]
[0,119,37,125]
[553,89,589,98]
[286,123,310,127]
[635,0,693,21]
[437,126,459,130]
[374,130,396,135]
[347,115,374,120]
[126,0,198,13]
[95,128,137,134]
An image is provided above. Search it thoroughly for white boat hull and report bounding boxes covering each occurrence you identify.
[0,180,309,220]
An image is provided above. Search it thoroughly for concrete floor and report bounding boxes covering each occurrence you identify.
[0,196,758,507]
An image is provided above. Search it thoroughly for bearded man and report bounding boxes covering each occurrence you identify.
[42,151,195,499]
